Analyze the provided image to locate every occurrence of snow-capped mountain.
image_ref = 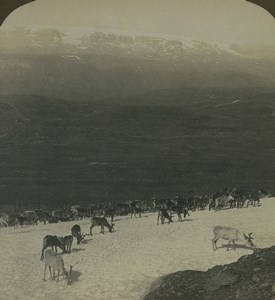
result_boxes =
[0,26,275,101]
[0,26,241,58]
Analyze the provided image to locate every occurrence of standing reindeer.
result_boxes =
[43,249,72,285]
[169,205,189,222]
[90,216,114,236]
[130,206,142,219]
[61,235,74,253]
[157,208,173,225]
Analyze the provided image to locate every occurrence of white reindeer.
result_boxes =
[212,226,254,251]
[43,249,72,284]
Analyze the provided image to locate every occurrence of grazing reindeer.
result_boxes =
[71,224,86,245]
[212,226,255,251]
[90,216,114,236]
[43,249,72,285]
[169,205,189,222]
[41,235,66,260]
[157,208,173,225]
[130,207,142,219]
[61,235,73,253]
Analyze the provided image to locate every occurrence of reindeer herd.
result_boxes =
[0,188,268,229]
[40,216,114,284]
[0,188,269,285]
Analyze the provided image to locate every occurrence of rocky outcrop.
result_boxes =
[144,246,275,300]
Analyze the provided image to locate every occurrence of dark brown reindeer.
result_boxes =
[71,224,86,245]
[169,205,190,222]
[90,216,114,236]
[61,235,73,253]
[41,235,66,260]
[130,206,142,219]
[157,208,173,225]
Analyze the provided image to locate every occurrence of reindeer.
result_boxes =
[12,214,37,228]
[61,235,73,253]
[157,208,173,225]
[41,235,66,260]
[215,195,234,210]
[70,205,88,220]
[35,210,52,225]
[212,226,255,251]
[169,205,189,222]
[103,207,115,223]
[71,224,86,245]
[130,206,142,219]
[43,249,72,285]
[0,216,8,227]
[90,216,114,236]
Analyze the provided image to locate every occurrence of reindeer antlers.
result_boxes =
[248,232,254,239]
[244,232,254,240]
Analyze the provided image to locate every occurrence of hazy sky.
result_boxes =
[2,0,275,44]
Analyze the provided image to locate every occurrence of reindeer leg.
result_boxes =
[41,246,46,261]
[43,264,47,281]
[226,241,232,251]
[212,237,218,251]
[57,270,60,282]
[232,240,236,251]
[49,266,53,280]
[90,225,95,236]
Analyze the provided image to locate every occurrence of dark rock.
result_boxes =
[253,268,261,272]
[144,246,275,300]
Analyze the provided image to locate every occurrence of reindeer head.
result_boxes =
[109,223,115,232]
[58,237,67,253]
[64,265,73,285]
[76,233,82,245]
[243,232,255,247]
[77,233,89,244]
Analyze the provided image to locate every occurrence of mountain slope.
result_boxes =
[0,89,274,209]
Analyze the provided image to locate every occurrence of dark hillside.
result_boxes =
[0,88,274,209]
[144,246,275,300]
